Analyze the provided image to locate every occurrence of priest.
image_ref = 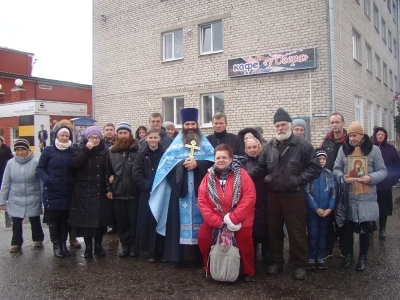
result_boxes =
[149,108,214,264]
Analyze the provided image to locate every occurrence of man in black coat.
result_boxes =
[138,113,173,150]
[248,108,322,281]
[206,112,244,155]
[107,122,140,258]
[38,124,48,153]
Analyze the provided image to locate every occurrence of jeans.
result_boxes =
[307,212,329,259]
[11,216,44,246]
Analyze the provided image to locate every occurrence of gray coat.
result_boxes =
[0,153,42,218]
[333,139,387,223]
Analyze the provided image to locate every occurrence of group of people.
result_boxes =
[0,107,399,283]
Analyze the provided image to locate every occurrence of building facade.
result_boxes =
[93,0,399,145]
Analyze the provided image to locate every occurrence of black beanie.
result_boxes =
[274,108,292,124]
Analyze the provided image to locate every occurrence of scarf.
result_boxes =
[207,158,242,215]
[55,139,72,151]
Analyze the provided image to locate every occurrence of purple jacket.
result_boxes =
[373,127,400,190]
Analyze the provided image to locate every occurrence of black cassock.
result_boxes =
[163,160,213,263]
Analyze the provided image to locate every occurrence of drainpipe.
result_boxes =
[328,0,336,113]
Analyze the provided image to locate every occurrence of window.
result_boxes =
[201,92,224,124]
[388,0,392,13]
[394,39,397,58]
[388,30,392,51]
[394,1,398,24]
[200,21,223,54]
[377,105,382,126]
[365,43,372,71]
[354,96,364,126]
[373,3,379,31]
[364,0,371,18]
[384,108,389,132]
[389,70,393,90]
[353,29,361,61]
[395,75,398,92]
[367,101,374,135]
[163,97,184,124]
[375,54,381,79]
[383,62,388,85]
[381,18,387,42]
[162,29,183,61]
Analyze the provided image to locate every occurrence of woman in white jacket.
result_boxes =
[0,139,44,253]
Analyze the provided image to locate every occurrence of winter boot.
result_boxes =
[49,221,65,258]
[341,253,353,269]
[356,255,367,272]
[379,228,386,240]
[94,236,106,256]
[84,237,93,258]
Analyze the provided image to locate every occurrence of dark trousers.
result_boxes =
[268,191,307,267]
[343,222,370,256]
[307,212,329,259]
[11,216,44,246]
[114,199,139,246]
[325,214,345,253]
[48,215,69,244]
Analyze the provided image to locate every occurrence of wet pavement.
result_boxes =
[1,190,400,300]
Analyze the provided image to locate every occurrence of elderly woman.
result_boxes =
[37,120,75,258]
[0,136,13,188]
[69,126,113,258]
[334,121,387,271]
[372,127,400,240]
[162,122,179,139]
[0,139,44,253]
[198,144,256,282]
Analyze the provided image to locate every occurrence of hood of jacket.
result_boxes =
[373,127,388,145]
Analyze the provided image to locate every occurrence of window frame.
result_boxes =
[200,92,225,126]
[388,29,393,51]
[162,29,183,62]
[389,69,393,90]
[394,39,398,59]
[375,54,381,79]
[367,100,374,136]
[373,3,380,32]
[353,29,361,62]
[377,105,382,126]
[200,20,223,55]
[354,96,364,127]
[162,96,184,126]
[365,42,372,72]
[381,18,387,43]
[383,62,388,85]
[364,0,371,18]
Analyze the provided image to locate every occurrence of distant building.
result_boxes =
[0,46,92,156]
[93,0,399,145]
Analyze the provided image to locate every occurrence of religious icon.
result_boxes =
[185,140,200,159]
[347,156,368,179]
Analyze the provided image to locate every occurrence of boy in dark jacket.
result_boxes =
[305,150,337,270]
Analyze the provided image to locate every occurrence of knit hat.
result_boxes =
[274,108,292,124]
[57,128,70,137]
[14,139,30,151]
[116,122,132,133]
[292,119,307,130]
[180,108,198,124]
[316,149,327,158]
[347,121,364,135]
[85,126,102,139]
[162,121,174,128]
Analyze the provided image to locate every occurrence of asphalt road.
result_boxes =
[1,189,400,300]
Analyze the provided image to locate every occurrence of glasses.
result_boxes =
[293,128,305,132]
[89,136,101,140]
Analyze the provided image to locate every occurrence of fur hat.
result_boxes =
[274,108,291,124]
[85,126,102,139]
[347,121,364,135]
[14,139,30,151]
[292,119,307,130]
[116,122,132,133]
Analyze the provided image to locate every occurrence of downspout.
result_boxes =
[328,0,336,113]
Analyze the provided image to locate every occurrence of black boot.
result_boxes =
[379,228,386,240]
[356,255,367,271]
[84,237,93,258]
[130,245,139,257]
[49,221,65,258]
[341,253,353,269]
[94,236,106,257]
[59,222,69,257]
[119,244,130,258]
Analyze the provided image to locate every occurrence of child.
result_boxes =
[305,149,337,270]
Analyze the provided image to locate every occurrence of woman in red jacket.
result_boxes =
[197,143,256,282]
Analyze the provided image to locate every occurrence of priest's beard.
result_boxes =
[276,130,292,141]
[182,127,201,145]
[114,134,134,151]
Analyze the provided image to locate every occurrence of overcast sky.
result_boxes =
[0,0,92,85]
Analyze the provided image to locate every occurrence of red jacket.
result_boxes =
[198,168,256,228]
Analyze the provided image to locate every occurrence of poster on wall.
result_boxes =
[74,124,90,145]
[34,115,50,158]
[228,48,317,77]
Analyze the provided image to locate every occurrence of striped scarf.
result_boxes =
[207,158,242,215]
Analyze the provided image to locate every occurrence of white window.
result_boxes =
[201,92,225,125]
[162,29,183,61]
[377,105,382,126]
[388,30,392,51]
[367,101,374,135]
[389,69,393,90]
[200,21,223,54]
[394,39,397,58]
[382,18,387,42]
[365,43,372,71]
[394,1,398,24]
[389,112,394,140]
[365,0,371,17]
[162,97,184,125]
[388,0,392,12]
[374,3,379,31]
[355,96,364,126]
[375,54,381,79]
[384,108,389,132]
[383,62,388,85]
[353,29,361,61]
[395,75,398,92]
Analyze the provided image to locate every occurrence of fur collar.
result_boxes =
[342,134,373,156]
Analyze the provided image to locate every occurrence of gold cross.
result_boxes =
[185,140,200,159]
